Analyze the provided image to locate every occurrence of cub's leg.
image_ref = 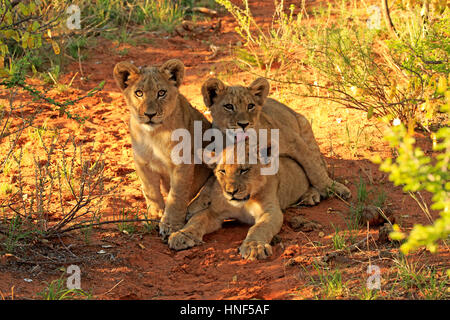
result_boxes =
[160,175,170,197]
[134,161,165,217]
[186,175,216,221]
[159,164,197,239]
[240,209,283,260]
[168,209,222,250]
[286,134,351,200]
[295,114,328,173]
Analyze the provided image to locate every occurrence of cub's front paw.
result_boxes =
[158,213,185,242]
[239,241,273,261]
[168,230,202,250]
[329,181,352,200]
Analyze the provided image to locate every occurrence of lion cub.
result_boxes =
[113,59,211,239]
[168,144,310,260]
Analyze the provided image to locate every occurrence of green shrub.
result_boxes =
[0,0,65,75]
[375,88,449,260]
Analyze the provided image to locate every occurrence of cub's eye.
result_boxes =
[240,168,250,175]
[218,169,226,175]
[157,90,166,98]
[223,104,234,111]
[248,103,255,110]
[135,90,143,97]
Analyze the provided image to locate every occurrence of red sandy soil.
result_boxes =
[0,0,448,300]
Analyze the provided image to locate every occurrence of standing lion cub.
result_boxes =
[113,59,211,239]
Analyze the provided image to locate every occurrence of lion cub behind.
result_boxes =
[113,59,211,239]
[168,144,310,260]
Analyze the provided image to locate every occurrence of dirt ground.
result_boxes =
[0,0,448,300]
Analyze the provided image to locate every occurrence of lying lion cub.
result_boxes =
[113,59,211,239]
[169,143,310,260]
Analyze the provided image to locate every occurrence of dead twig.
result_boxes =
[320,238,368,264]
[191,7,218,17]
[381,0,399,39]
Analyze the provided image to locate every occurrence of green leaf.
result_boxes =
[437,76,447,95]
[31,21,40,32]
[367,106,374,119]
[19,2,29,16]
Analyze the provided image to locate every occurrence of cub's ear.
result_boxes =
[201,78,226,108]
[248,77,269,106]
[113,62,140,91]
[159,59,185,87]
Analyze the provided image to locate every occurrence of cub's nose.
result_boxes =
[237,121,249,130]
[144,111,157,120]
[226,186,238,196]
